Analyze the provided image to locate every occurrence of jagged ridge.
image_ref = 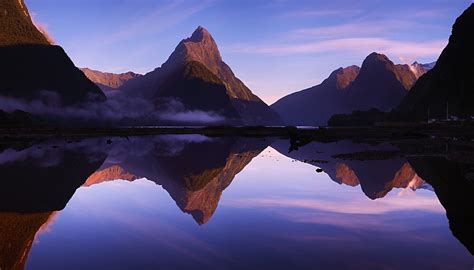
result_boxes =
[120,26,281,125]
[81,68,141,92]
[272,52,418,126]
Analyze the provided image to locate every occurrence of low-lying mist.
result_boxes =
[0,91,227,127]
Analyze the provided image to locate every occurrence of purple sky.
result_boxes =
[28,0,473,104]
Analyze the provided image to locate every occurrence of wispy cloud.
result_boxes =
[281,9,362,18]
[413,8,450,19]
[226,195,444,215]
[291,20,412,39]
[225,38,446,59]
[102,0,215,45]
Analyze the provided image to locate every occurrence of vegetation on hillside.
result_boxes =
[0,0,50,46]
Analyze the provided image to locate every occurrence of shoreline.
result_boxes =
[0,125,473,141]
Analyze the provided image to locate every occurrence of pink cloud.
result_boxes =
[281,9,362,18]
[291,20,414,39]
[225,193,445,215]
[30,12,56,44]
[225,38,447,60]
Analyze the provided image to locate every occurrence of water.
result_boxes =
[0,135,472,269]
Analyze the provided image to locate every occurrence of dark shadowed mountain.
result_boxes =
[157,61,241,121]
[0,0,105,107]
[272,53,421,126]
[119,27,281,125]
[397,140,474,255]
[271,66,360,126]
[396,4,474,120]
[407,155,474,255]
[0,45,106,105]
[81,68,141,93]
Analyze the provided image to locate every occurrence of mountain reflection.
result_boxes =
[0,135,472,269]
[83,135,270,224]
[273,139,474,255]
[0,139,107,212]
[272,140,433,200]
[0,212,56,270]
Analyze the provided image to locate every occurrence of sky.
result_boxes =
[28,0,473,104]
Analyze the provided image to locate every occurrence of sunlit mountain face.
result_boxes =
[0,135,472,269]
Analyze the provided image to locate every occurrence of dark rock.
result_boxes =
[396,4,474,120]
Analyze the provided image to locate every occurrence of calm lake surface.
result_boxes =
[0,135,472,269]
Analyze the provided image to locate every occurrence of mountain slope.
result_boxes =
[0,0,50,46]
[0,45,106,105]
[409,61,435,79]
[120,27,281,125]
[272,53,416,126]
[396,4,474,120]
[271,140,432,200]
[0,212,54,270]
[113,137,269,224]
[81,68,141,93]
[158,61,241,122]
[0,0,105,107]
[271,66,360,126]
[344,53,415,111]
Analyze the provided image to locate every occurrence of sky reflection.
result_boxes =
[23,145,473,270]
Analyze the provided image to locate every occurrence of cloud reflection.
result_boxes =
[225,191,444,216]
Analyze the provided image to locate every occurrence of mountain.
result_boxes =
[271,139,431,200]
[0,0,105,107]
[119,26,281,125]
[0,0,50,46]
[83,165,138,187]
[396,4,474,120]
[0,142,107,213]
[271,66,360,126]
[398,139,474,255]
[157,61,241,121]
[94,136,269,224]
[272,53,422,126]
[346,53,416,110]
[335,161,427,199]
[409,61,436,79]
[0,212,55,270]
[81,68,141,93]
[117,137,268,224]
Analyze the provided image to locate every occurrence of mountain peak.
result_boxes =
[326,65,360,90]
[189,26,212,42]
[81,68,141,90]
[364,52,392,64]
[162,27,262,102]
[357,52,396,80]
[121,26,282,125]
[162,26,222,72]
